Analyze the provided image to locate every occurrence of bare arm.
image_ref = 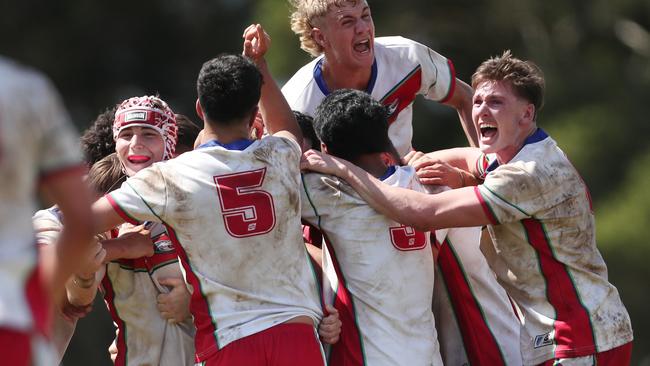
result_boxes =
[442,79,478,147]
[242,23,302,145]
[301,150,490,231]
[404,148,483,187]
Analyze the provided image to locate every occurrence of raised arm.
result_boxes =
[442,79,478,147]
[242,23,302,145]
[301,150,490,231]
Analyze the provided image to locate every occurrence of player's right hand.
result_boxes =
[242,23,270,62]
[118,224,154,259]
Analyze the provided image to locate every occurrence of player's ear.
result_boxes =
[380,152,397,166]
[195,99,205,120]
[247,105,260,128]
[311,27,326,48]
[320,142,329,153]
[520,103,535,125]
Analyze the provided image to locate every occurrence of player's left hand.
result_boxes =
[318,305,342,344]
[242,23,270,62]
[406,151,467,188]
[60,296,92,322]
[157,277,191,324]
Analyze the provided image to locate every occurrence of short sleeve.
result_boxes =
[413,41,455,102]
[475,164,543,224]
[107,164,168,225]
[33,208,63,246]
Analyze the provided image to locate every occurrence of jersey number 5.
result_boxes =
[389,225,427,251]
[214,168,276,238]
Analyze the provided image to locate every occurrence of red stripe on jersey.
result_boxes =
[380,66,422,125]
[522,218,597,358]
[474,186,499,225]
[25,262,50,337]
[322,235,365,366]
[437,239,506,366]
[439,59,457,104]
[102,275,127,366]
[164,225,219,362]
[106,194,140,225]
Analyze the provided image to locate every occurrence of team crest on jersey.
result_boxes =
[124,111,148,122]
[153,233,174,253]
[533,332,554,348]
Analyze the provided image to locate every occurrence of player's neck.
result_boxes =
[352,154,390,179]
[321,58,372,91]
[201,121,251,145]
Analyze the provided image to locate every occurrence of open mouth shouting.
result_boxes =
[353,38,371,54]
[479,123,498,143]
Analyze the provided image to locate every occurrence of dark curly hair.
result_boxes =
[174,114,201,155]
[197,54,262,125]
[294,111,320,151]
[80,106,117,166]
[314,89,393,162]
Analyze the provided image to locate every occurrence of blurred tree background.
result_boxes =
[2,0,648,364]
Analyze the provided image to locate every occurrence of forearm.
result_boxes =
[446,79,478,147]
[65,270,101,307]
[257,60,302,141]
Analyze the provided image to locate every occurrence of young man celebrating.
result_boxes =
[302,51,634,365]
[283,0,478,156]
[91,26,325,365]
[302,89,442,365]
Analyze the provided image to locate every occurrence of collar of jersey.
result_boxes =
[486,128,548,173]
[197,138,255,151]
[379,165,397,181]
[313,57,378,96]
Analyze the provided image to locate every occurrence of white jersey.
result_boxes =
[474,129,633,365]
[282,36,455,157]
[108,136,323,362]
[430,215,522,366]
[102,221,195,366]
[0,56,83,340]
[32,207,77,364]
[301,166,442,366]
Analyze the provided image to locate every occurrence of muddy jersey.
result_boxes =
[102,221,195,366]
[302,166,442,366]
[108,136,323,362]
[282,36,455,157]
[431,217,522,366]
[474,128,633,365]
[0,57,83,338]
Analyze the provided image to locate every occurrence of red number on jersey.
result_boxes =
[214,168,276,238]
[389,225,427,251]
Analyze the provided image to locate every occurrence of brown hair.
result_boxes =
[289,0,360,57]
[87,153,126,195]
[471,50,545,119]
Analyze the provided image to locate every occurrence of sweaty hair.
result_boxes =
[80,107,117,166]
[289,0,360,57]
[314,89,391,161]
[174,114,201,154]
[472,50,545,119]
[87,153,126,195]
[197,54,262,125]
[294,111,320,151]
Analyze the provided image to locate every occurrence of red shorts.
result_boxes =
[537,342,633,366]
[0,328,32,366]
[201,323,325,366]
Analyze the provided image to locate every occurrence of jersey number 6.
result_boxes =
[214,168,276,238]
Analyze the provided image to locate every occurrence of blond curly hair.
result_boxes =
[289,0,360,57]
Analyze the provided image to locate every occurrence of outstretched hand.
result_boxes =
[242,23,270,62]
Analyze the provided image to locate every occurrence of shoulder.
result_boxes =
[282,57,322,102]
[261,135,302,157]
